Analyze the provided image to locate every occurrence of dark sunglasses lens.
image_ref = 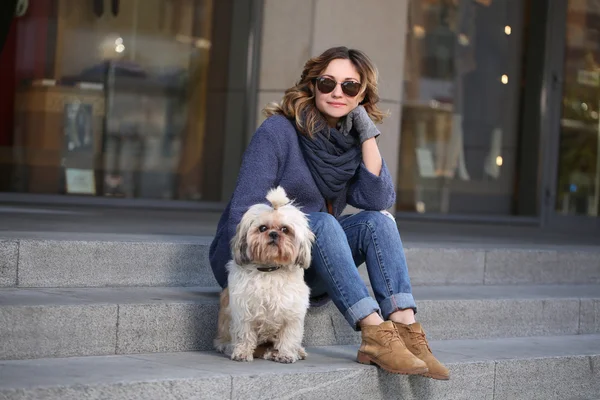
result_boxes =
[316,78,336,93]
[342,81,360,97]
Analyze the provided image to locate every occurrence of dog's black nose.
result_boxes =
[269,231,279,240]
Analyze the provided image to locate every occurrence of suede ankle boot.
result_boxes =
[393,322,450,380]
[357,321,428,375]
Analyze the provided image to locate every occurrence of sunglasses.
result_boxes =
[315,76,361,97]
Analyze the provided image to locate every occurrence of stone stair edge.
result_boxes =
[2,284,600,306]
[3,235,600,251]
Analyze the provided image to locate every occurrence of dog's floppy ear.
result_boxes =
[232,217,252,265]
[295,230,315,269]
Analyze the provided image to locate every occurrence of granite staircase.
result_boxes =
[0,232,599,399]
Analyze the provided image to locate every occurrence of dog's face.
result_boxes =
[232,189,314,269]
[245,212,301,266]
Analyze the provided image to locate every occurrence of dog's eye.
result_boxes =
[281,226,289,234]
[259,225,268,232]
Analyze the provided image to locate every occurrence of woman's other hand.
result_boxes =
[341,105,381,144]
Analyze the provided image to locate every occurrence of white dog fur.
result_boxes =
[214,186,315,363]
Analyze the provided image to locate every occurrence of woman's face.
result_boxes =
[314,58,365,127]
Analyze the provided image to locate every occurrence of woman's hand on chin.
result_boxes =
[340,105,380,144]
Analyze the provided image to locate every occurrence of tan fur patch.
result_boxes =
[215,287,231,344]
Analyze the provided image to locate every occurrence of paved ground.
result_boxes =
[1,203,599,249]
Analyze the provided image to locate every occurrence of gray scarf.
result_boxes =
[296,117,361,203]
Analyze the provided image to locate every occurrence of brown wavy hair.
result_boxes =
[263,46,388,138]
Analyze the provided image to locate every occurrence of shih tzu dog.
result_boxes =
[214,186,315,363]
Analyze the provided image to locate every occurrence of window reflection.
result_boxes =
[0,0,250,202]
[556,1,600,216]
[399,0,524,215]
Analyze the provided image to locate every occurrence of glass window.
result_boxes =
[398,0,527,215]
[555,0,600,217]
[0,0,253,202]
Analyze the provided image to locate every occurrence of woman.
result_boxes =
[209,46,449,379]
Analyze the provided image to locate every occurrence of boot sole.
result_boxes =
[422,372,450,380]
[357,351,429,375]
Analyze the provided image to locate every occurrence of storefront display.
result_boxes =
[399,0,523,215]
[0,0,251,202]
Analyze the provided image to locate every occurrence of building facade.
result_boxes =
[0,0,598,233]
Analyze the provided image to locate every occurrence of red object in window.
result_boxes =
[0,20,17,147]
[15,0,54,81]
[0,0,56,147]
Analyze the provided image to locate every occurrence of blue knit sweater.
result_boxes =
[208,114,396,288]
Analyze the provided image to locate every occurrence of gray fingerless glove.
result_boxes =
[340,105,380,144]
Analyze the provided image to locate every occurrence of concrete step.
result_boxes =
[1,334,599,400]
[2,285,599,360]
[1,237,599,288]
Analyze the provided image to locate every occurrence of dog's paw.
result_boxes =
[262,348,277,360]
[271,351,299,364]
[297,347,307,360]
[231,347,254,362]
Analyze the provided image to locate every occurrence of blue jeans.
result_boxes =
[304,211,416,331]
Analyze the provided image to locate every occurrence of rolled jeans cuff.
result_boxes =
[380,292,417,320]
[344,297,381,331]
